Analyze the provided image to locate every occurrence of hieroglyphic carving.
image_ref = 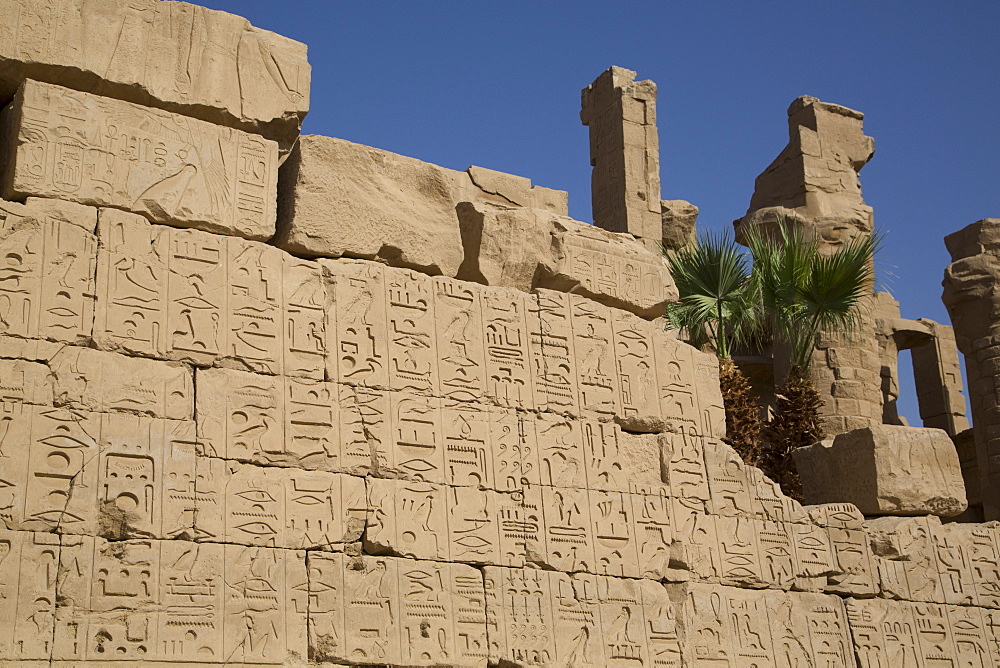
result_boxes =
[570,294,619,415]
[49,346,192,419]
[655,332,725,438]
[671,583,854,667]
[385,266,439,395]
[435,276,487,402]
[54,537,308,663]
[481,286,533,410]
[2,80,279,239]
[612,309,663,431]
[528,290,579,414]
[194,460,366,550]
[490,405,539,491]
[486,567,680,667]
[324,259,388,389]
[0,198,97,343]
[0,529,59,661]
[0,356,51,404]
[309,552,487,666]
[196,368,340,471]
[0,404,196,540]
[810,504,878,596]
[95,210,323,376]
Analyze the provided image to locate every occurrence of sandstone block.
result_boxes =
[309,552,487,667]
[0,196,97,343]
[276,135,567,275]
[485,567,681,666]
[49,345,193,419]
[53,536,308,663]
[195,459,367,550]
[1,80,279,239]
[0,354,50,404]
[668,583,854,667]
[794,425,967,517]
[0,0,310,149]
[94,210,325,377]
[0,403,196,540]
[0,529,60,661]
[845,597,1000,667]
[458,201,677,319]
[660,199,698,251]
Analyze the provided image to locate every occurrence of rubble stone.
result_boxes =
[660,199,698,251]
[794,424,967,517]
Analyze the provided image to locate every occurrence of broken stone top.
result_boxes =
[944,218,1000,261]
[735,94,875,249]
[0,0,311,150]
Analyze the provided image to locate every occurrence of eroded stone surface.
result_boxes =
[275,135,567,275]
[795,425,968,517]
[660,199,698,251]
[1,80,279,239]
[0,0,311,150]
[458,201,677,319]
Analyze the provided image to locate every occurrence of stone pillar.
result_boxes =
[943,218,1000,519]
[910,319,969,436]
[734,96,882,436]
[580,66,661,251]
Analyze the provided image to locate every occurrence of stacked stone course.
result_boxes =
[0,1,994,666]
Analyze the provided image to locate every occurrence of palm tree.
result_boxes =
[743,221,880,499]
[664,232,765,464]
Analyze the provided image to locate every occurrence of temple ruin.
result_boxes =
[0,2,996,666]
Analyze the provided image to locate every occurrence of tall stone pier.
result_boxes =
[581,66,662,251]
[943,218,1000,519]
[735,96,883,435]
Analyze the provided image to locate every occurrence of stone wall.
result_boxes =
[0,1,991,666]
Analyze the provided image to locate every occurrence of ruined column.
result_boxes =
[943,218,1000,519]
[734,96,881,436]
[580,66,661,251]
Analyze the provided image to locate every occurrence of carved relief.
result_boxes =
[0,529,59,661]
[53,537,308,663]
[95,211,323,376]
[0,199,97,343]
[3,80,279,239]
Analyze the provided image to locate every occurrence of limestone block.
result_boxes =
[668,583,854,667]
[457,201,677,319]
[0,355,50,404]
[0,0,311,150]
[659,199,698,251]
[276,135,567,275]
[309,552,488,667]
[194,459,366,550]
[0,197,97,343]
[94,210,325,377]
[794,425,968,517]
[846,598,1000,667]
[0,405,197,539]
[49,345,192,419]
[0,529,60,662]
[484,567,681,667]
[1,80,279,239]
[53,536,308,663]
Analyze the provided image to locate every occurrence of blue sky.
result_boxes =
[203,0,998,424]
